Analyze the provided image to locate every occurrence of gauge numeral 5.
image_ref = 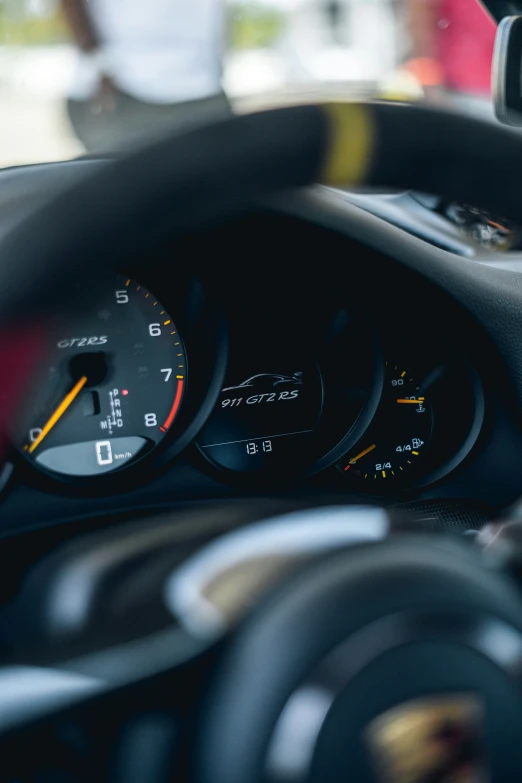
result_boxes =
[115,290,129,304]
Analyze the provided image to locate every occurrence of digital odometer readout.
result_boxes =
[198,362,323,474]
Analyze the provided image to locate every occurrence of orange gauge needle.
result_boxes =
[347,444,376,466]
[486,219,510,233]
[396,398,425,404]
[26,375,88,454]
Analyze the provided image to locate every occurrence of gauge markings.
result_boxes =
[135,284,182,351]
[339,364,432,482]
[160,379,185,432]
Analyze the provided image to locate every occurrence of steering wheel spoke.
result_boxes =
[0,652,202,783]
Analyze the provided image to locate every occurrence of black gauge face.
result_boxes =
[340,364,432,481]
[14,275,187,478]
[197,356,323,474]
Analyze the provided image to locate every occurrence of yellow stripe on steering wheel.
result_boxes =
[320,103,375,187]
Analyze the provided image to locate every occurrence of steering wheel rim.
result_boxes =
[1,101,522,323]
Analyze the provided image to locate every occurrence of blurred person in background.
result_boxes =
[403,0,496,98]
[324,0,343,46]
[61,0,230,153]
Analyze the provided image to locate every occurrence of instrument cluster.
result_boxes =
[5,267,484,498]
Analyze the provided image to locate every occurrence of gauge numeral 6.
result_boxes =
[115,290,129,304]
[149,323,161,337]
[145,413,157,427]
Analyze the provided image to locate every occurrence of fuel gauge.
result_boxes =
[340,364,432,481]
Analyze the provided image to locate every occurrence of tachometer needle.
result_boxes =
[347,443,376,466]
[26,375,88,454]
[396,398,425,404]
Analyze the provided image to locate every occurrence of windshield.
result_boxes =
[0,0,496,168]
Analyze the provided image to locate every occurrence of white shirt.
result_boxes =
[69,0,224,103]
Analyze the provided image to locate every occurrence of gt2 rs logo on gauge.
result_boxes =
[57,336,108,349]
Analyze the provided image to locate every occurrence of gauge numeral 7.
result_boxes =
[161,368,172,382]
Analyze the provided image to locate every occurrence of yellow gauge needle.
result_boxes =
[349,444,376,464]
[396,398,425,404]
[26,375,88,454]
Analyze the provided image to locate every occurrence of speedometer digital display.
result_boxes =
[14,275,187,478]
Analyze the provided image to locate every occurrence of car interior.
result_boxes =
[3,1,522,780]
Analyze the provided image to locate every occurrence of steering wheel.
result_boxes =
[2,102,522,782]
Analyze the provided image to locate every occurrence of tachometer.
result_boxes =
[14,275,187,478]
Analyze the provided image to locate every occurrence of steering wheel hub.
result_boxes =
[196,533,522,782]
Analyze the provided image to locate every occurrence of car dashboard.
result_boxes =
[0,160,522,552]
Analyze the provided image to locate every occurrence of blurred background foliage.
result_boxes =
[0,0,285,49]
[0,0,66,44]
[228,4,285,49]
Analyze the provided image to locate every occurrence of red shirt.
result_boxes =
[437,0,496,94]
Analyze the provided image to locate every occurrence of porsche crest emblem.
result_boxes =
[365,694,488,783]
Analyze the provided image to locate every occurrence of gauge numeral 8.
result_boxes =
[145,413,157,427]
